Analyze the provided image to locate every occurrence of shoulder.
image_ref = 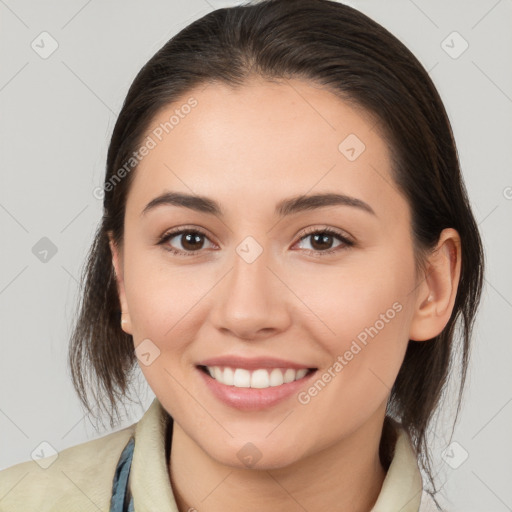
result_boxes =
[0,423,136,512]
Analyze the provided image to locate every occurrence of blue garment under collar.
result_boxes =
[110,437,135,512]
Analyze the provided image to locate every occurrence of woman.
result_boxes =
[0,0,484,510]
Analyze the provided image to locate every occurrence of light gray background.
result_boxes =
[1,1,511,510]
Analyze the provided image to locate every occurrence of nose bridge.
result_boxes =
[228,234,273,306]
[210,233,289,337]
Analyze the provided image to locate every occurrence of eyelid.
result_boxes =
[295,225,354,244]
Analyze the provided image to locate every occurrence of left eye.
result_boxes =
[294,229,353,253]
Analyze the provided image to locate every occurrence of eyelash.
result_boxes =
[157,225,354,258]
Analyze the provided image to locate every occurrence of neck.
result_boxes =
[168,409,389,512]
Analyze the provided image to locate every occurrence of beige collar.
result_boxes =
[130,398,423,511]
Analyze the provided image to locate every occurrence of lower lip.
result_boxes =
[197,367,317,411]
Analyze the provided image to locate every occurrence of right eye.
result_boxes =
[158,228,216,256]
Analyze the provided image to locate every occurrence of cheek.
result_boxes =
[291,247,416,408]
[123,245,208,342]
[122,251,211,416]
[291,249,415,351]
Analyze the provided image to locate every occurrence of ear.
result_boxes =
[108,232,133,335]
[409,228,462,342]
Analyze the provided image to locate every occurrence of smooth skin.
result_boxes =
[109,76,461,512]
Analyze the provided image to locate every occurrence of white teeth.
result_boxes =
[283,368,296,383]
[251,369,270,388]
[204,366,311,389]
[269,368,284,387]
[233,368,251,388]
[213,366,223,382]
[295,369,308,380]
[223,367,234,386]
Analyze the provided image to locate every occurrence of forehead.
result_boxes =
[126,77,405,225]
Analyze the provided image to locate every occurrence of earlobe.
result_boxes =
[108,232,133,335]
[409,228,461,342]
[120,312,132,332]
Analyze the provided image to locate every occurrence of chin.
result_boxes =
[200,435,307,471]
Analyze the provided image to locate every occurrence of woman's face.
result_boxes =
[111,77,424,469]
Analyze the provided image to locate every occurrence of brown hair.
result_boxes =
[69,0,484,501]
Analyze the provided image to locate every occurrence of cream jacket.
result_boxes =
[0,398,440,511]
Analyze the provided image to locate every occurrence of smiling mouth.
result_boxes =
[198,365,317,389]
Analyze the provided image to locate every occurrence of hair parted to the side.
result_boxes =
[68,0,484,501]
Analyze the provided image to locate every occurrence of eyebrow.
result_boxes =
[140,191,376,218]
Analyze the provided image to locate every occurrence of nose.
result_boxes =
[209,243,292,341]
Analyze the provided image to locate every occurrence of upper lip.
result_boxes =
[197,356,316,371]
